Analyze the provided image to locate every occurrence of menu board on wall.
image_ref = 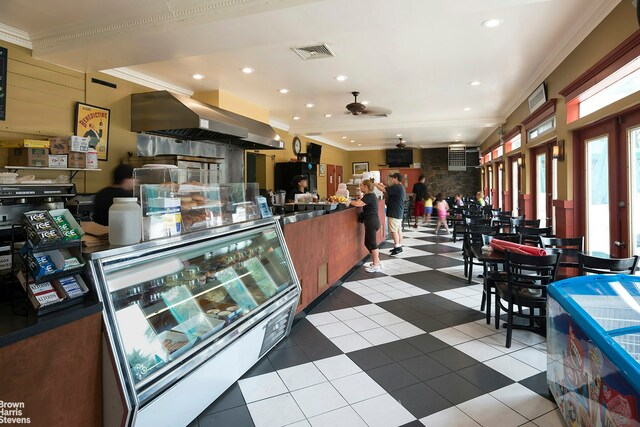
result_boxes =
[0,47,6,121]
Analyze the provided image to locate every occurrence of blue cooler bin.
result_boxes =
[547,275,640,427]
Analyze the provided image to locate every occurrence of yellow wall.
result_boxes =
[252,131,350,198]
[479,1,639,200]
[192,90,270,124]
[348,147,422,174]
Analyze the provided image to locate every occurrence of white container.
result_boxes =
[109,198,142,246]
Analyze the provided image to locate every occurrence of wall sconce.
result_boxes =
[498,163,503,171]
[517,156,524,167]
[481,168,485,174]
[552,140,565,161]
[488,165,492,173]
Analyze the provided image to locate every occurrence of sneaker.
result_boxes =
[365,264,383,273]
[413,224,418,228]
[363,262,373,268]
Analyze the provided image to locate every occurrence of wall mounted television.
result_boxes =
[386,149,413,166]
[307,142,322,164]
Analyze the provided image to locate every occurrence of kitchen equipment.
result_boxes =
[274,190,286,206]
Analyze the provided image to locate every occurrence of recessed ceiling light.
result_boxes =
[324,114,332,118]
[481,19,502,28]
[335,75,348,81]
[306,103,315,108]
[457,134,462,137]
[350,140,355,143]
[455,139,461,142]
[292,116,300,120]
[241,67,255,74]
[357,144,362,146]
[469,81,481,86]
[192,73,205,80]
[396,134,402,137]
[464,107,471,111]
[361,101,370,105]
[278,88,290,94]
[342,136,347,139]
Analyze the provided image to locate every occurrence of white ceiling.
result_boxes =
[0,0,621,150]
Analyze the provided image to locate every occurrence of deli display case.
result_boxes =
[547,275,640,427]
[84,218,300,427]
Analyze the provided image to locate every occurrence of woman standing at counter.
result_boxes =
[351,179,382,273]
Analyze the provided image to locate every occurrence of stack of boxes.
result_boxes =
[0,137,98,169]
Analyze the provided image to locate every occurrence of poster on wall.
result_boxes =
[0,47,7,121]
[75,102,110,161]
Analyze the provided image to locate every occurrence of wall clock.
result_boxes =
[292,136,302,155]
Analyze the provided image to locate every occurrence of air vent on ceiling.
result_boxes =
[291,43,335,60]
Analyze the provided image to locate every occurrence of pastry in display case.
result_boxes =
[85,218,300,427]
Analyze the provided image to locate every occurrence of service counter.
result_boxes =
[282,200,386,312]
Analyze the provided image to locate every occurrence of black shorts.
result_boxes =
[364,218,381,251]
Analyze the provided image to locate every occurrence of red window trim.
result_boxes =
[559,29,640,102]
[521,99,557,130]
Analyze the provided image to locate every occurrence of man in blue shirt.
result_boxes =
[375,172,406,255]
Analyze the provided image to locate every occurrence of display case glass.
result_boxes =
[100,226,295,389]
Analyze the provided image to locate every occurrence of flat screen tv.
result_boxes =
[307,143,322,164]
[386,149,413,166]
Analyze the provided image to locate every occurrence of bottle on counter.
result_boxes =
[109,197,142,246]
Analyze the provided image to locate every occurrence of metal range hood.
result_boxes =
[131,91,284,150]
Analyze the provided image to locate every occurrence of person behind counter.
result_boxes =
[93,164,135,226]
[287,175,308,202]
[375,172,405,255]
[351,179,382,273]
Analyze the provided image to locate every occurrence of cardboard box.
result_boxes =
[8,148,49,167]
[0,139,50,148]
[49,136,89,154]
[48,154,68,168]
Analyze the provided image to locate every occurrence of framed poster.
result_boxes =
[75,102,110,161]
[352,162,369,175]
[319,163,326,177]
[0,47,7,121]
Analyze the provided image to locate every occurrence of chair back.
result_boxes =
[504,251,560,302]
[484,233,523,245]
[467,224,500,245]
[539,236,584,251]
[578,253,639,275]
[508,216,526,229]
[464,216,490,226]
[523,219,541,227]
[516,226,553,246]
[452,207,465,216]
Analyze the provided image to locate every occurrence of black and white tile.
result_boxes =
[194,222,564,427]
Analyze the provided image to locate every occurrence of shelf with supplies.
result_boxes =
[4,166,102,180]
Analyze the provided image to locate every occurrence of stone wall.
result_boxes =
[421,148,481,198]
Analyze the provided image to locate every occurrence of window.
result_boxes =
[528,117,556,140]
[579,58,640,118]
[509,134,521,151]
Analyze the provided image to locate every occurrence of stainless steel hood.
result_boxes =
[131,91,284,150]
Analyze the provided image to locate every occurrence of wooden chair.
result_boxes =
[478,234,523,322]
[578,253,639,275]
[463,224,500,284]
[494,251,560,347]
[516,226,552,246]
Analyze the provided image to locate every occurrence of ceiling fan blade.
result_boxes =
[362,106,392,116]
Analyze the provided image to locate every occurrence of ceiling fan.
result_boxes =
[345,92,391,117]
[395,137,407,149]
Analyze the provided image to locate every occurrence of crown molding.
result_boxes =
[99,67,193,96]
[0,23,32,49]
[501,0,620,119]
[269,119,290,132]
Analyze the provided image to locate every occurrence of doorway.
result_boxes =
[246,152,268,191]
[575,108,640,257]
[531,144,556,228]
[511,156,520,216]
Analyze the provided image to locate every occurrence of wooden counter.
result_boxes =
[283,201,386,312]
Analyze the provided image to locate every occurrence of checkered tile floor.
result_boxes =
[192,222,564,427]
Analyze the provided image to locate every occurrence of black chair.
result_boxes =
[463,224,500,284]
[452,214,485,243]
[578,253,639,275]
[478,234,523,322]
[493,251,560,347]
[539,236,584,273]
[402,195,414,231]
[510,217,540,229]
[516,226,552,246]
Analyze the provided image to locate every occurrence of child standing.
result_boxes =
[424,193,433,225]
[434,193,450,235]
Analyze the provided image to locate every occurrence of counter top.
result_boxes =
[0,296,102,348]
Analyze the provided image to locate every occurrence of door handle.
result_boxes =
[614,241,627,248]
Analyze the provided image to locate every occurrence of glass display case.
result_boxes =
[85,218,299,427]
[547,275,640,427]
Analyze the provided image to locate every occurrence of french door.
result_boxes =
[496,162,504,210]
[531,144,556,228]
[511,157,520,216]
[576,109,640,257]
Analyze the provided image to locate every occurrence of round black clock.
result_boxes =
[292,137,302,155]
